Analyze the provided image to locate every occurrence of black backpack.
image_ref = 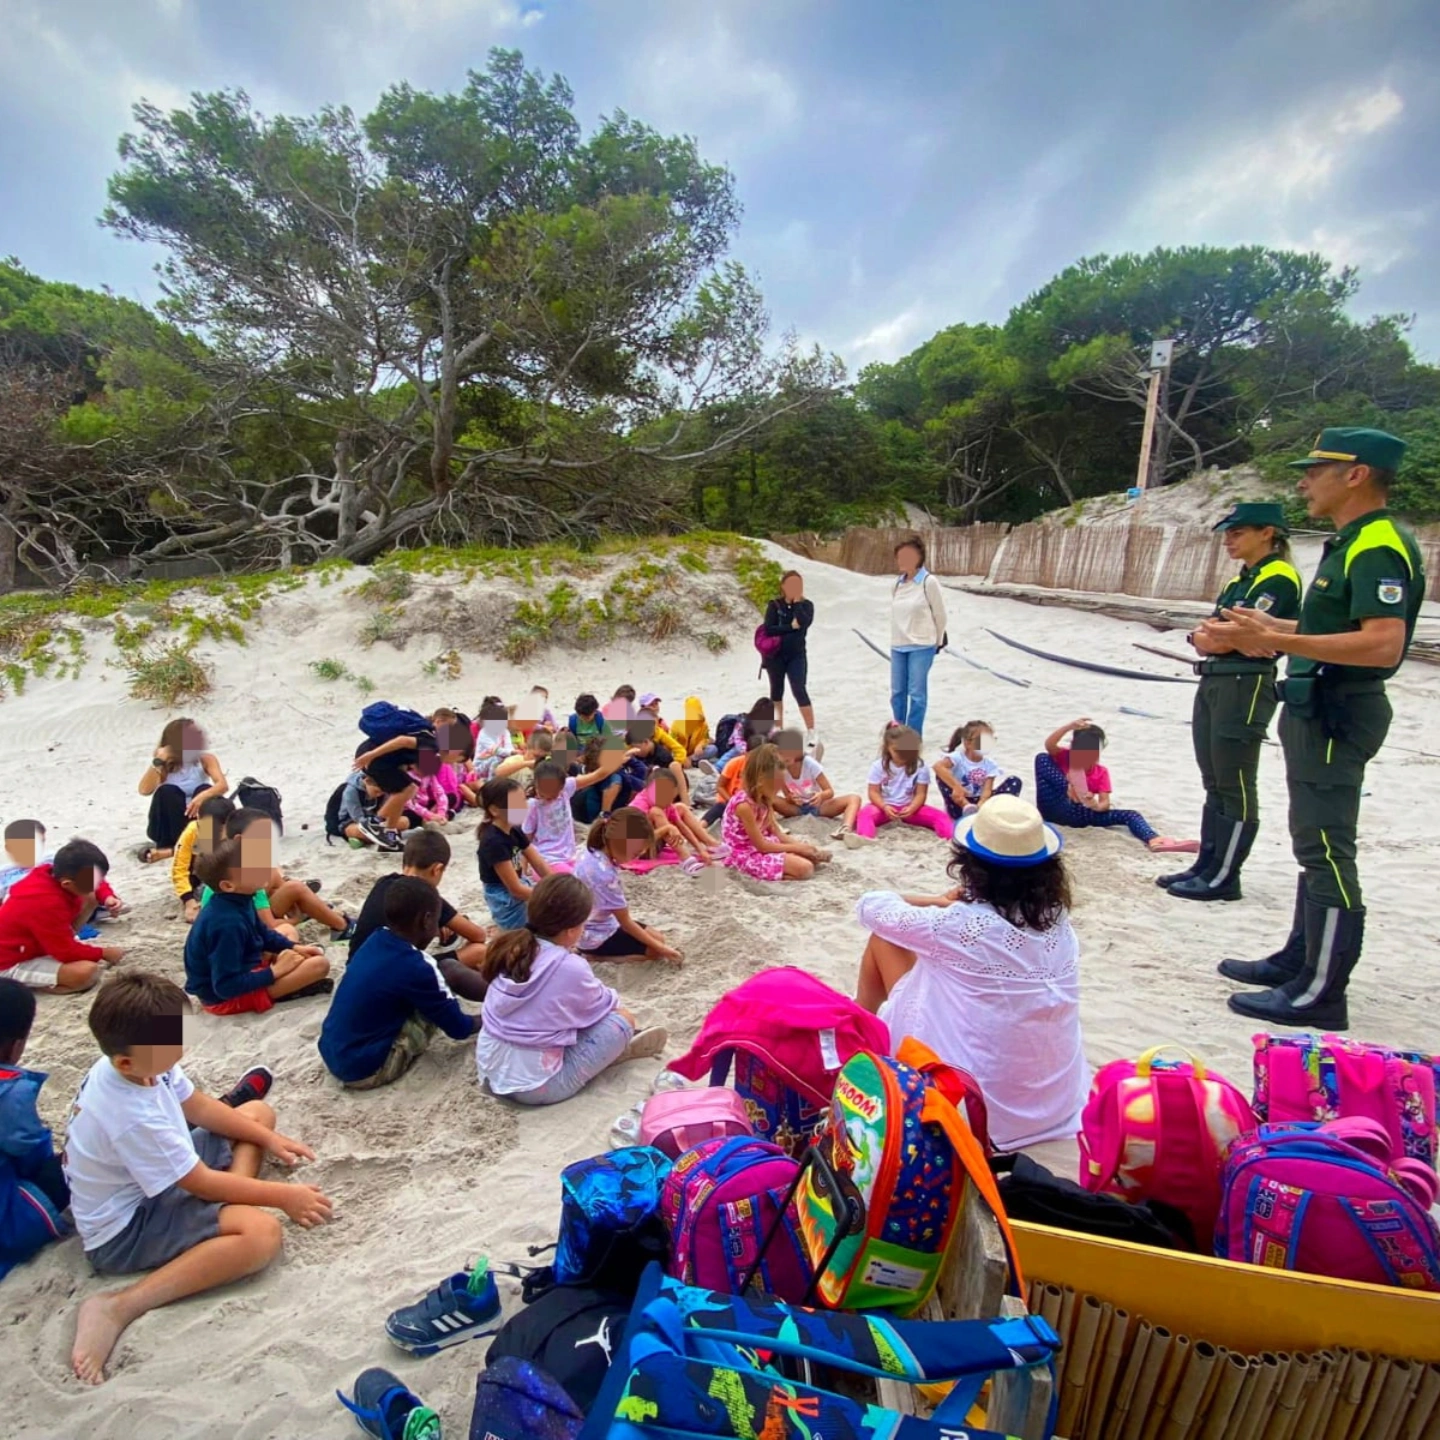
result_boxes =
[992,1153,1198,1252]
[324,783,348,844]
[713,713,742,754]
[486,1285,631,1413]
[232,777,284,833]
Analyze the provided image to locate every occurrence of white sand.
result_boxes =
[2,543,1438,1438]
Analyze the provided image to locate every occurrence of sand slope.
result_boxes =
[2,544,1438,1438]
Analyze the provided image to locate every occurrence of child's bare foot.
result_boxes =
[72,1292,128,1385]
[842,831,874,850]
[1148,837,1200,854]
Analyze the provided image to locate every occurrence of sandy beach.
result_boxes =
[2,540,1438,1439]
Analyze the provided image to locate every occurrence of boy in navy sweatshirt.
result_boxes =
[0,978,68,1276]
[318,877,482,1089]
[183,840,331,1015]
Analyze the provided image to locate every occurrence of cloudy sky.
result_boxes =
[2,0,1437,368]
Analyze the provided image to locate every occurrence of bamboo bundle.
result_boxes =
[1119,1326,1172,1440]
[1232,1352,1282,1440]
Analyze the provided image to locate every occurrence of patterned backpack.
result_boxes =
[1216,1118,1440,1291]
[1251,1032,1440,1169]
[550,1148,672,1294]
[1079,1044,1256,1248]
[795,1038,1018,1315]
[660,1137,812,1303]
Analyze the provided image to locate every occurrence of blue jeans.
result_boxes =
[511,1010,634,1106]
[890,646,936,739]
[483,880,530,930]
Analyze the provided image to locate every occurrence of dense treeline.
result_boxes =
[2,50,1437,587]
[695,247,1440,533]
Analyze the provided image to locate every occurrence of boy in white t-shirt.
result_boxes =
[771,731,865,841]
[933,720,1022,820]
[63,971,333,1385]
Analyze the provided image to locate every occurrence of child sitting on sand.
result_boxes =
[634,768,724,865]
[183,841,332,1014]
[0,841,126,994]
[858,724,954,841]
[528,685,559,731]
[0,978,70,1277]
[723,745,832,882]
[576,811,682,962]
[567,692,610,742]
[934,720,1023,820]
[1036,719,1197,854]
[476,874,668,1105]
[670,696,716,762]
[201,809,355,942]
[171,797,234,921]
[476,778,554,930]
[523,758,622,873]
[335,770,401,851]
[64,970,332,1385]
[772,729,863,840]
[319,877,483,1090]
[574,734,647,825]
[0,820,126,919]
[472,700,525,783]
[348,830,489,999]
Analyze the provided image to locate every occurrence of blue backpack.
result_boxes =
[470,1357,583,1440]
[551,1148,672,1294]
[358,701,431,743]
[581,1265,1061,1440]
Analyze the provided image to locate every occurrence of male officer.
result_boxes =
[1163,502,1301,902]
[1201,428,1424,1028]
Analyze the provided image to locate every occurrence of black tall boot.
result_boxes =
[1157,804,1215,889]
[1227,901,1363,1031]
[1170,813,1257,902]
[1217,876,1305,985]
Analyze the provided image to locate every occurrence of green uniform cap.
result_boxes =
[1212,502,1290,534]
[1288,426,1407,472]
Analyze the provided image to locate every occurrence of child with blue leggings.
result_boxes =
[1035,720,1195,854]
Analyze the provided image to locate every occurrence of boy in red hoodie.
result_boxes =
[0,841,126,994]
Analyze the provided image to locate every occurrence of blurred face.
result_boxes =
[890,740,920,768]
[58,865,103,898]
[238,820,274,873]
[1070,748,1100,773]
[896,544,922,576]
[652,771,679,808]
[479,711,508,745]
[616,812,651,862]
[116,1041,186,1081]
[182,723,206,759]
[553,733,579,765]
[4,830,42,867]
[781,574,803,602]
[535,773,564,802]
[968,728,993,755]
[415,749,440,776]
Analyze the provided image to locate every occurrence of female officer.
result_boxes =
[1160,503,1301,902]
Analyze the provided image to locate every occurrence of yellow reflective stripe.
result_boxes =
[1308,449,1359,461]
[1245,674,1264,726]
[1238,768,1249,823]
[1342,518,1415,578]
[1250,559,1302,590]
[1320,828,1352,908]
[1326,738,1334,765]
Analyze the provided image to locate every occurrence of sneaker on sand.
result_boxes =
[338,1367,441,1440]
[697,758,718,777]
[276,978,335,1003]
[385,1259,501,1356]
[220,1065,274,1109]
[622,1026,668,1062]
[332,915,358,942]
[359,817,403,852]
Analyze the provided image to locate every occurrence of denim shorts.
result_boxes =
[483,881,530,931]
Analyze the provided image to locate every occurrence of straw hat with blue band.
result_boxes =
[953,794,1063,867]
[1288,426,1407,472]
[1212,502,1290,534]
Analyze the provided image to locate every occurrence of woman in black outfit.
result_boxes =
[762,570,819,752]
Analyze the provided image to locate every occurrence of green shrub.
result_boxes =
[358,609,400,648]
[123,643,212,706]
[355,568,416,604]
[704,631,729,654]
[311,657,349,681]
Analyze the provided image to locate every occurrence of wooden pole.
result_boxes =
[1136,367,1164,493]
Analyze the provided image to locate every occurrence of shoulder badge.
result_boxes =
[1378,580,1404,605]
[1312,576,1331,590]
[1254,594,1275,613]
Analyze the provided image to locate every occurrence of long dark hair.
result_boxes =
[947,848,1071,932]
[482,873,594,984]
[475,776,523,841]
[157,716,201,775]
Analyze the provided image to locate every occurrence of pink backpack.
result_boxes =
[1251,1033,1440,1169]
[1079,1045,1256,1248]
[660,1136,812,1302]
[1216,1118,1440,1290]
[639,1088,753,1159]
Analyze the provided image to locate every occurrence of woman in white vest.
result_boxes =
[889,536,947,742]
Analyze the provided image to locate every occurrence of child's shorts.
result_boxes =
[581,926,650,959]
[86,1128,232,1275]
[6,957,64,987]
[204,974,275,1015]
[483,881,530,932]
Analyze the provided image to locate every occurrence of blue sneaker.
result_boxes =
[78,925,101,941]
[385,1259,500,1356]
[338,1368,441,1440]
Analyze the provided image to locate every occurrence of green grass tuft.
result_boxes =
[123,642,212,707]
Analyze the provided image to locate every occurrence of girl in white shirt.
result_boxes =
[857,724,954,841]
[771,730,863,841]
[852,794,1088,1151]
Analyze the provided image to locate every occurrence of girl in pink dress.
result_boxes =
[721,745,831,883]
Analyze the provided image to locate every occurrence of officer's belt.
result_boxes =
[1195,658,1277,678]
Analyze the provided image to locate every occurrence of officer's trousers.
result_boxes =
[1192,670,1278,822]
[1279,685,1391,911]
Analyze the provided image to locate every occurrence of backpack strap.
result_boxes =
[896,1037,1024,1297]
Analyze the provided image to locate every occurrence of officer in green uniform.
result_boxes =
[1160,503,1301,902]
[1202,428,1424,1029]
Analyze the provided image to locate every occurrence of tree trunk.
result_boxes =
[0,517,17,594]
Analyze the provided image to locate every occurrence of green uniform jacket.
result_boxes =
[1201,556,1302,674]
[1289,510,1425,681]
